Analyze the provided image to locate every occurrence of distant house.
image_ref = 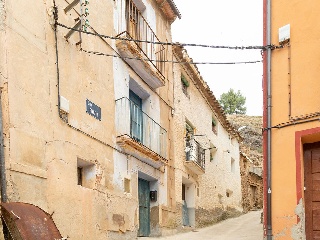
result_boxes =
[240,152,263,212]
[172,46,242,229]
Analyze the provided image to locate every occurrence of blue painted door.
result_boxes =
[129,90,143,142]
[138,178,150,236]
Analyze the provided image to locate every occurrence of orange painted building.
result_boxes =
[263,1,320,239]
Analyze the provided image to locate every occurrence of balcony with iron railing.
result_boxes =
[115,97,167,167]
[116,0,166,89]
[184,138,205,175]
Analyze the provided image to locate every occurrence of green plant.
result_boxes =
[212,118,217,126]
[181,74,189,87]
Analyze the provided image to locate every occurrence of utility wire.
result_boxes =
[56,22,269,50]
[80,49,262,65]
[0,72,7,79]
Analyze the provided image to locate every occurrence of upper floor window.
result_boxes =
[231,158,236,173]
[119,0,166,80]
[126,0,145,42]
[231,137,237,146]
[185,121,194,140]
[212,117,217,135]
[185,122,205,170]
[181,74,190,98]
[129,90,143,142]
[209,143,217,163]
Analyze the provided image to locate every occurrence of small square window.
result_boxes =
[77,158,95,189]
[231,158,235,173]
[226,189,233,197]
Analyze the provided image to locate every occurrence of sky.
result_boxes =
[171,0,263,116]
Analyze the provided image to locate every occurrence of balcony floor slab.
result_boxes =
[116,39,165,89]
[184,160,205,175]
[117,135,168,168]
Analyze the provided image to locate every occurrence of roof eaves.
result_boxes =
[173,45,242,141]
[167,0,181,19]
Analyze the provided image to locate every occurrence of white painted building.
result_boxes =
[173,46,243,228]
[111,0,181,237]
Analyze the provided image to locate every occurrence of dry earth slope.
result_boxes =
[227,115,263,166]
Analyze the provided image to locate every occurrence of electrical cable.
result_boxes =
[80,48,262,65]
[0,72,7,80]
[56,22,271,51]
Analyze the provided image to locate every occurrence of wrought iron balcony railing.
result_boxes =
[185,138,206,170]
[117,0,166,79]
[115,97,167,158]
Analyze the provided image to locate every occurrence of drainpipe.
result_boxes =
[0,91,7,203]
[0,91,9,240]
[53,0,62,119]
[263,0,272,238]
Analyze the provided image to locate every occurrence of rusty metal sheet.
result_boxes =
[1,202,62,240]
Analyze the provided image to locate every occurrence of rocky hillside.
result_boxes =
[227,115,263,166]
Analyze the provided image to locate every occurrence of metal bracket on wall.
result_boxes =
[64,0,80,13]
[64,20,81,40]
[63,0,89,45]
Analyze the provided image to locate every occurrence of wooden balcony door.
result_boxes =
[129,90,143,142]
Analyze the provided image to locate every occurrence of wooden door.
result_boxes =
[304,142,320,239]
[138,178,150,237]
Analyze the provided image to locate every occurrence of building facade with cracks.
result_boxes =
[0,0,247,238]
[0,0,181,239]
[240,152,263,213]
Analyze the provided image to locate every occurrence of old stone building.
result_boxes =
[227,115,263,213]
[0,0,249,238]
[0,0,181,239]
[240,152,263,213]
[172,46,243,229]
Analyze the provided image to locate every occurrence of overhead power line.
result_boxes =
[56,22,263,65]
[80,49,262,65]
[56,22,269,50]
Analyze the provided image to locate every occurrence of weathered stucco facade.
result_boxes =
[0,0,180,239]
[172,46,242,230]
[263,1,320,239]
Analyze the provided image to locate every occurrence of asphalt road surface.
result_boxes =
[143,210,263,240]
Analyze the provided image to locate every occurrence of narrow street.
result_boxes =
[143,210,263,240]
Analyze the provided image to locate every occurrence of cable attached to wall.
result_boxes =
[80,48,263,65]
[56,22,269,50]
[53,3,129,156]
